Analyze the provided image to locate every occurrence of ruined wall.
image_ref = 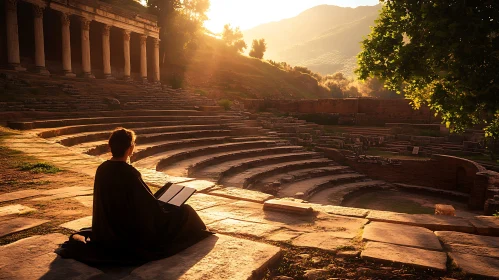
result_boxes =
[243,98,436,124]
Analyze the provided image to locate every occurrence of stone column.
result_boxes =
[60,13,75,77]
[102,25,112,79]
[122,30,131,80]
[5,0,25,71]
[33,5,49,75]
[152,38,160,83]
[80,17,94,78]
[139,35,147,82]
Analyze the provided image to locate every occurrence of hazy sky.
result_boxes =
[205,0,380,33]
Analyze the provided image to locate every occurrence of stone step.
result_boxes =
[257,166,353,188]
[220,158,331,187]
[134,140,281,170]
[188,146,306,176]
[278,173,366,198]
[309,180,387,205]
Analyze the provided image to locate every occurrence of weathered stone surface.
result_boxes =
[292,232,352,252]
[367,210,474,233]
[208,187,274,203]
[304,268,329,280]
[200,201,262,222]
[31,186,94,201]
[0,204,37,216]
[208,218,281,237]
[177,180,216,193]
[263,199,315,215]
[448,252,499,278]
[317,205,369,218]
[444,243,499,259]
[310,215,368,239]
[468,216,499,236]
[0,252,103,280]
[59,216,92,231]
[435,231,499,248]
[336,250,360,258]
[0,234,67,269]
[266,229,303,242]
[0,189,40,203]
[0,217,49,238]
[361,242,447,272]
[187,193,235,211]
[73,196,93,208]
[362,222,442,251]
[129,234,282,280]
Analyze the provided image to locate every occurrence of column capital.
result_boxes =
[80,17,91,31]
[33,5,44,18]
[102,25,111,36]
[153,38,160,47]
[123,30,131,41]
[60,13,71,26]
[6,0,18,11]
[140,35,147,45]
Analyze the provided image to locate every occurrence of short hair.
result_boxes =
[108,128,136,157]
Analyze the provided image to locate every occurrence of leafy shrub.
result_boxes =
[218,99,232,111]
[18,162,61,174]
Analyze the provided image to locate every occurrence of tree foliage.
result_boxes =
[249,39,267,59]
[222,24,247,53]
[357,1,499,138]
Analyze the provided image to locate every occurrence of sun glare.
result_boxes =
[205,0,379,33]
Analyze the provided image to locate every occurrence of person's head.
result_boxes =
[108,128,136,159]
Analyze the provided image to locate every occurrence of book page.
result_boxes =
[158,184,183,203]
[168,187,196,207]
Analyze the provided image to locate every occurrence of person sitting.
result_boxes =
[59,128,211,265]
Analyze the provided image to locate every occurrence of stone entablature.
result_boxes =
[3,0,161,82]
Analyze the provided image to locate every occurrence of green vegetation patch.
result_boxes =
[218,99,232,111]
[18,162,61,174]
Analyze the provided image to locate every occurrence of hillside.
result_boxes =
[243,5,381,76]
[167,35,330,100]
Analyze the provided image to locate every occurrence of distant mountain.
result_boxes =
[243,5,381,76]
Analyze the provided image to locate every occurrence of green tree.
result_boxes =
[222,24,247,53]
[249,39,267,59]
[357,1,499,140]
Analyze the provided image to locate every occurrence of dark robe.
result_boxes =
[58,160,210,265]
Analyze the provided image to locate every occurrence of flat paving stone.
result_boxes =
[367,210,474,233]
[0,189,41,203]
[361,241,447,272]
[59,216,92,231]
[0,217,49,238]
[177,180,216,193]
[208,187,274,203]
[266,229,303,242]
[362,222,442,251]
[448,252,499,278]
[263,199,315,215]
[435,231,499,248]
[316,204,369,218]
[0,204,37,216]
[129,234,282,280]
[0,234,67,268]
[187,193,236,211]
[291,232,352,252]
[468,216,499,236]
[73,196,93,208]
[208,218,282,237]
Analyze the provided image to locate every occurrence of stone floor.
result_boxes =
[1,131,499,279]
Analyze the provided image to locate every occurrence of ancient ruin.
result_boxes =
[1,0,499,279]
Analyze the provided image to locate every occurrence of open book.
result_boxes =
[154,182,196,207]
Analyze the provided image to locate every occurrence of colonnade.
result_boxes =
[4,0,161,82]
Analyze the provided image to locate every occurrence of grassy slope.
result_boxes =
[173,36,330,100]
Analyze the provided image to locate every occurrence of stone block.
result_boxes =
[129,234,282,280]
[361,241,447,272]
[73,196,93,208]
[435,231,499,248]
[468,216,499,236]
[366,210,474,233]
[59,216,92,231]
[448,252,499,278]
[177,180,216,193]
[0,217,49,238]
[316,204,369,218]
[0,189,41,203]
[435,204,455,216]
[363,222,442,251]
[208,187,274,203]
[0,204,37,217]
[292,232,352,252]
[187,193,236,211]
[263,199,315,215]
[266,229,303,242]
[208,218,282,238]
